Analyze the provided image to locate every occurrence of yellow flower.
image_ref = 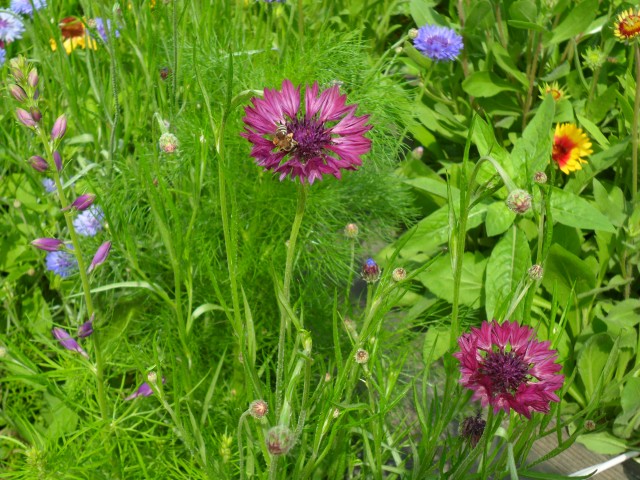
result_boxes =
[614,8,640,42]
[552,124,593,174]
[49,17,98,54]
[538,82,568,101]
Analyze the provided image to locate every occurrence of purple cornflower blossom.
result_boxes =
[45,250,78,277]
[91,18,119,42]
[10,0,47,16]
[413,25,463,62]
[0,48,5,67]
[454,320,564,419]
[42,178,56,193]
[0,10,25,43]
[52,327,88,358]
[242,79,372,184]
[73,205,104,237]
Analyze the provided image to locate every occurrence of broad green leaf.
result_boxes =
[417,252,487,306]
[511,94,555,182]
[491,43,528,86]
[577,333,614,398]
[379,203,488,262]
[621,377,640,414]
[593,179,627,228]
[542,243,596,302]
[548,0,598,45]
[485,226,531,320]
[565,140,629,192]
[422,325,451,366]
[462,71,520,97]
[409,0,447,27]
[509,0,537,23]
[576,431,629,455]
[605,299,640,330]
[485,201,516,237]
[464,1,494,31]
[549,187,616,233]
[576,114,609,147]
[403,177,456,200]
[507,20,546,32]
[471,116,516,179]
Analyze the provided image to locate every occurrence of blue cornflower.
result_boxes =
[91,18,119,42]
[10,0,47,16]
[45,250,78,278]
[0,48,5,67]
[73,205,105,237]
[42,178,56,193]
[0,9,25,43]
[413,25,463,62]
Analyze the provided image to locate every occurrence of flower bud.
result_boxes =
[354,348,369,364]
[9,84,28,102]
[51,114,67,140]
[533,171,547,184]
[344,223,359,238]
[361,258,381,283]
[408,28,419,39]
[30,108,42,123]
[506,189,532,214]
[29,155,49,172]
[64,193,96,212]
[52,327,89,358]
[31,238,64,252]
[249,400,269,419]
[78,315,94,338]
[53,151,63,172]
[16,108,37,127]
[88,241,112,273]
[411,146,424,159]
[159,132,179,154]
[584,419,596,432]
[461,414,486,448]
[266,426,295,456]
[392,267,407,282]
[147,371,158,384]
[27,69,39,88]
[528,264,543,281]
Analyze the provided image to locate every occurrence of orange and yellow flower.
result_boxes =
[49,17,97,54]
[538,82,568,102]
[552,124,593,174]
[614,8,640,42]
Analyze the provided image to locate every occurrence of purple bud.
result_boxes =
[63,193,95,212]
[30,108,42,123]
[33,88,40,100]
[125,377,166,401]
[29,155,49,172]
[361,258,381,283]
[16,108,36,127]
[27,69,39,88]
[78,314,94,338]
[31,238,64,252]
[51,114,67,141]
[88,241,111,273]
[53,151,63,172]
[52,327,89,358]
[9,84,28,102]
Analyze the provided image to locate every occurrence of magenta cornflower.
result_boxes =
[241,79,372,184]
[454,320,564,419]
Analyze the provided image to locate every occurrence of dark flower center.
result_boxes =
[286,118,332,162]
[480,351,529,395]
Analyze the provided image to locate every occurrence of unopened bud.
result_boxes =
[528,264,543,280]
[64,193,96,212]
[461,414,486,448]
[249,400,269,419]
[9,84,28,102]
[411,146,424,159]
[29,155,49,172]
[266,426,295,456]
[361,258,381,283]
[51,114,68,140]
[53,151,63,172]
[584,419,596,432]
[392,267,407,282]
[147,371,158,384]
[159,132,179,154]
[354,348,369,364]
[27,69,39,88]
[16,108,37,127]
[31,238,64,252]
[88,241,112,274]
[506,189,532,214]
[533,171,547,184]
[344,223,359,239]
[78,315,94,338]
[408,28,419,39]
[30,108,42,123]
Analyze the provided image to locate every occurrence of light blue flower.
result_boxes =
[73,205,105,237]
[0,48,5,67]
[45,250,78,278]
[42,178,56,193]
[0,9,25,43]
[92,18,119,42]
[10,0,47,16]
[413,25,463,62]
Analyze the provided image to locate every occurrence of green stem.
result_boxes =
[632,44,640,203]
[276,185,307,417]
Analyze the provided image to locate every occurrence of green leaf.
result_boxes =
[509,0,537,23]
[462,71,520,97]
[621,377,640,414]
[511,94,555,182]
[548,0,598,45]
[485,226,531,319]
[549,187,616,233]
[417,252,487,306]
[422,325,451,365]
[464,1,495,31]
[485,201,516,237]
[471,116,516,179]
[507,20,546,33]
[409,0,447,27]
[491,43,528,86]
[576,431,629,455]
[542,243,597,302]
[592,179,627,228]
[576,113,609,147]
[605,299,640,330]
[577,333,614,398]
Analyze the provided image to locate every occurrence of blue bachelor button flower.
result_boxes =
[91,18,120,42]
[0,48,5,67]
[42,178,56,193]
[413,25,463,62]
[10,0,47,16]
[73,205,105,237]
[0,9,25,42]
[45,250,78,278]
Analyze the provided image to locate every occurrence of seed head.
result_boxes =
[249,399,269,419]
[528,264,543,281]
[506,189,532,214]
[354,348,369,364]
[392,267,407,282]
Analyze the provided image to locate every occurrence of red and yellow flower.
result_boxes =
[49,17,97,54]
[552,124,593,174]
[538,82,568,102]
[614,8,640,42]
